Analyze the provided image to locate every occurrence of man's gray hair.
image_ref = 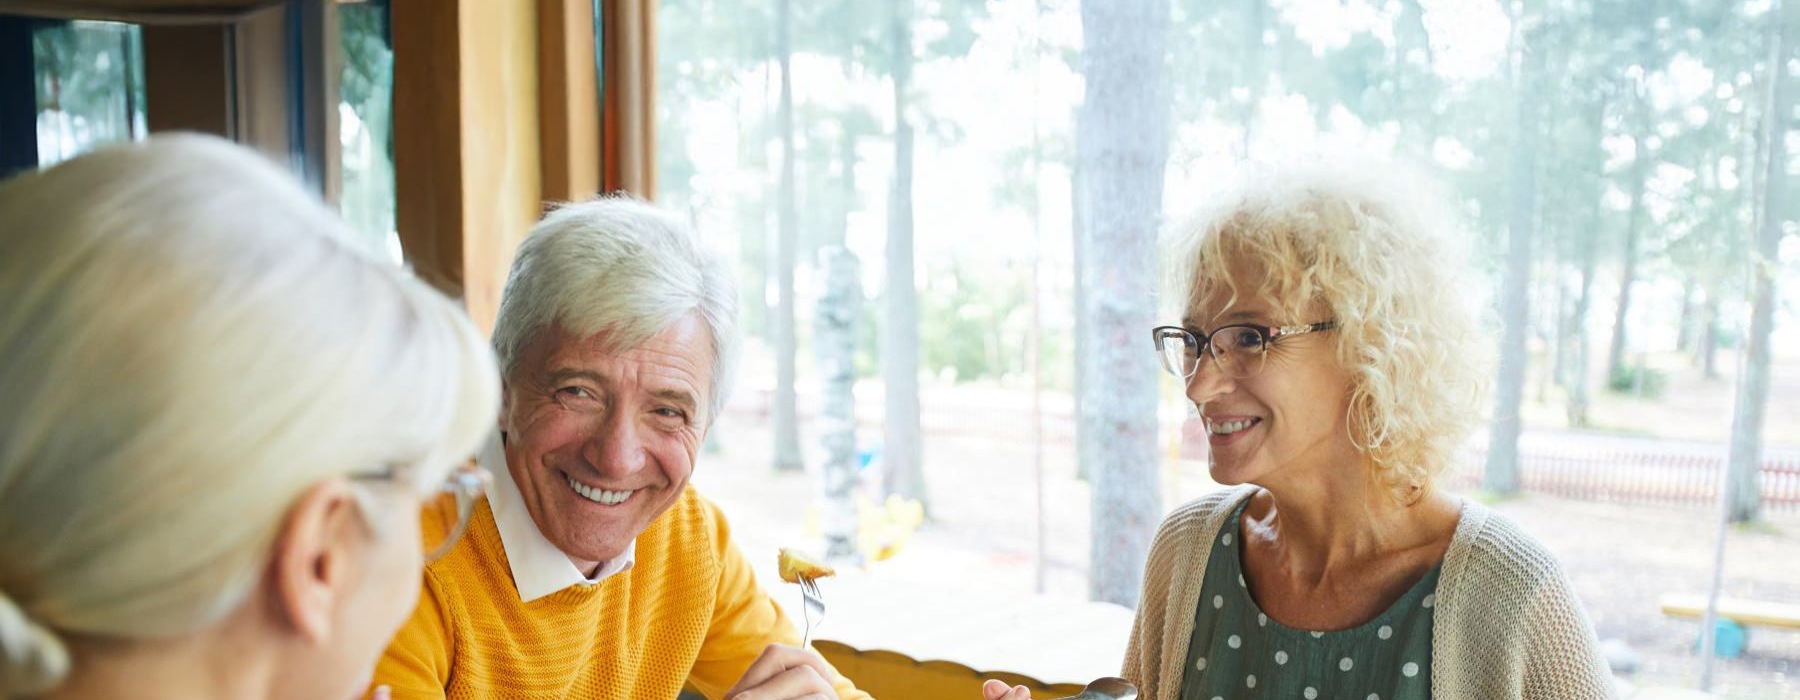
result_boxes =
[491,197,740,423]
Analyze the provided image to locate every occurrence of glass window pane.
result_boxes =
[33,20,144,166]
[656,1,1799,695]
[337,0,400,264]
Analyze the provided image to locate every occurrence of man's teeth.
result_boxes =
[1210,418,1256,435]
[567,475,632,505]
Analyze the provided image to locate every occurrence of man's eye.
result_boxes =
[654,407,687,421]
[555,387,597,404]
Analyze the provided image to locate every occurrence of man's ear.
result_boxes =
[270,476,361,644]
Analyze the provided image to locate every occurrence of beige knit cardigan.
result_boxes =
[1122,485,1616,699]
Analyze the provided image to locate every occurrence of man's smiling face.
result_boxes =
[498,315,713,573]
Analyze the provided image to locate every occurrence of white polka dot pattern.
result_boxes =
[1127,490,1615,700]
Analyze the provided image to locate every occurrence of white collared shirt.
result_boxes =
[478,432,636,603]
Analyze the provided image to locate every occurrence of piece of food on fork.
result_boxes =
[778,547,835,584]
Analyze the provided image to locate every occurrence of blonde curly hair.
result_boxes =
[1166,161,1488,499]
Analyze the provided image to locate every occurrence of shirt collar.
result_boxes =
[478,432,635,603]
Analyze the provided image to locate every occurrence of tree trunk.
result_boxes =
[1568,194,1601,427]
[772,0,803,472]
[1484,16,1541,496]
[1236,0,1264,158]
[1566,100,1605,428]
[818,105,864,563]
[836,112,858,248]
[1540,259,1560,402]
[1606,129,1650,383]
[1027,5,1048,591]
[1725,0,1793,524]
[1677,279,1698,354]
[1700,292,1720,379]
[1396,0,1440,147]
[1078,0,1169,607]
[738,74,770,342]
[816,246,863,563]
[881,0,929,514]
[1071,158,1090,482]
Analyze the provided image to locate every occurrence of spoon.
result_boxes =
[1052,677,1138,700]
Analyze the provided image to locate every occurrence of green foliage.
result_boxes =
[1606,363,1668,398]
[879,260,1070,387]
[907,262,1058,386]
[918,262,1024,383]
[1715,324,1741,350]
[856,295,882,379]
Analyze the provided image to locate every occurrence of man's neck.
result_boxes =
[571,556,603,579]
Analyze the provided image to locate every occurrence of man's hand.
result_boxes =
[980,679,1032,700]
[722,644,840,700]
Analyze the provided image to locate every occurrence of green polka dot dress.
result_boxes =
[1180,500,1439,700]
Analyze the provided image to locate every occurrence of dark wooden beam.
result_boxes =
[537,0,600,205]
[598,0,653,198]
[141,23,233,137]
[0,15,41,178]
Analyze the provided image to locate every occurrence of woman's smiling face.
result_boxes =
[1183,254,1360,489]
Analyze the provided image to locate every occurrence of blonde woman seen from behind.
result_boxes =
[0,134,499,700]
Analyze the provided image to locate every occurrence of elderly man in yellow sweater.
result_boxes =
[370,198,870,700]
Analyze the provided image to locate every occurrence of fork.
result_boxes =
[796,576,826,648]
[1050,677,1137,700]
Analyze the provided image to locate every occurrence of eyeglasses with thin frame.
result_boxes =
[351,461,489,563]
[1150,320,1338,381]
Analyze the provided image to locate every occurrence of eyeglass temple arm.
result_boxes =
[1270,320,1336,337]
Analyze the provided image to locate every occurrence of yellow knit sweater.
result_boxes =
[372,487,869,700]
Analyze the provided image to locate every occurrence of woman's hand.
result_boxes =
[724,644,840,700]
[981,679,1033,700]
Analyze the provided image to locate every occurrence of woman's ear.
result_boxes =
[269,476,363,644]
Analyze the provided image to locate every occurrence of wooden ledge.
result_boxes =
[1659,593,1800,630]
[816,640,1088,700]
